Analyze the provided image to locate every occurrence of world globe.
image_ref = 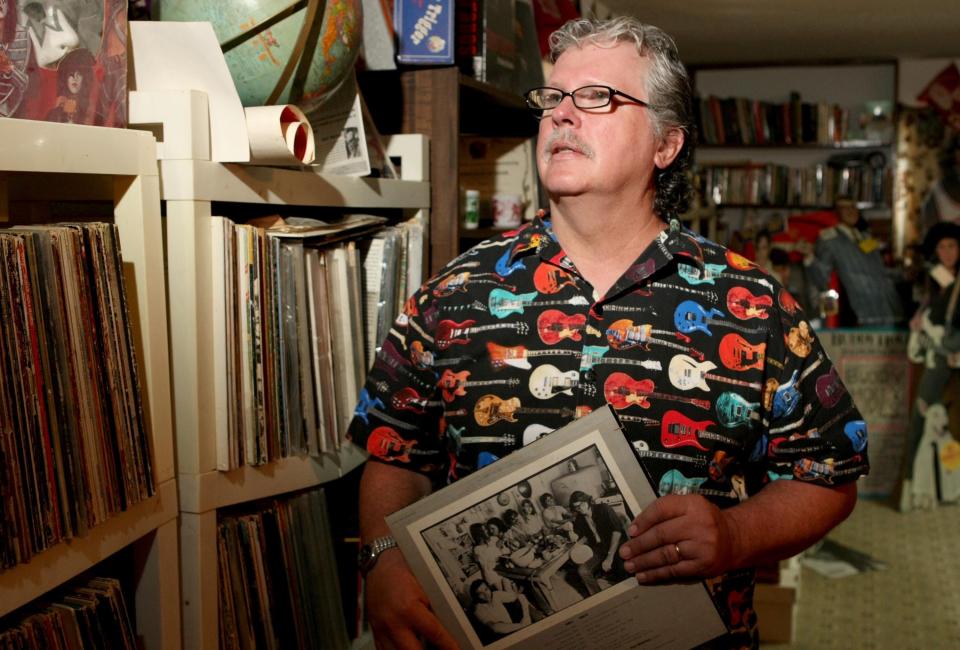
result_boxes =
[157,0,363,111]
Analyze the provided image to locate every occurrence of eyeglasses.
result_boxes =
[523,85,653,116]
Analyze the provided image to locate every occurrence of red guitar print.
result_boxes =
[778,288,801,316]
[436,319,529,350]
[533,263,578,294]
[537,309,598,345]
[438,369,521,402]
[815,367,846,408]
[726,286,772,320]
[391,387,428,414]
[367,426,416,463]
[603,373,710,410]
[661,411,737,451]
[718,333,766,372]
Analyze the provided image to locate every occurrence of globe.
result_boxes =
[157,0,363,111]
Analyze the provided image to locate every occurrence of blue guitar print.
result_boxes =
[772,370,801,419]
[495,249,526,277]
[675,300,761,337]
[844,420,868,453]
[674,300,725,336]
[354,388,385,425]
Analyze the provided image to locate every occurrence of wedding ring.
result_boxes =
[674,543,683,562]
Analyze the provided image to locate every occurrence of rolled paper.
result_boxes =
[244,104,316,165]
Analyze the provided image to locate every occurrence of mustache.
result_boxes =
[542,129,594,159]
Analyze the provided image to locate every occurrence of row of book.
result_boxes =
[695,162,891,208]
[0,223,153,572]
[454,0,544,95]
[217,488,349,650]
[0,576,135,649]
[209,215,423,472]
[696,93,859,147]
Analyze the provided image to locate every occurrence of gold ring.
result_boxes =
[674,543,683,562]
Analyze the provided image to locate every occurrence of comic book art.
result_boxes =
[0,0,126,126]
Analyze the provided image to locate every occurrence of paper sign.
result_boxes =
[129,21,250,162]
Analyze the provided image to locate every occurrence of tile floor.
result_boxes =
[763,498,960,649]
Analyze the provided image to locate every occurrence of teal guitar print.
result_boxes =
[488,288,589,319]
[716,391,762,428]
[677,262,773,291]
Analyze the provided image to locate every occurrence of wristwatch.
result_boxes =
[358,536,399,575]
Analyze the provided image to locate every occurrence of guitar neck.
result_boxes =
[707,319,761,335]
[705,373,762,390]
[368,408,417,431]
[648,392,710,410]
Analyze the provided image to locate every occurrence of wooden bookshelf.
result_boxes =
[128,91,430,650]
[691,62,899,242]
[0,118,180,650]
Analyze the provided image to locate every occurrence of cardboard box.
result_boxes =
[755,557,801,644]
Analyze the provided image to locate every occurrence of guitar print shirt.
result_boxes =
[347,214,869,645]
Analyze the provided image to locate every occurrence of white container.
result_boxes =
[492,193,522,229]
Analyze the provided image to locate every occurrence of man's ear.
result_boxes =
[654,127,685,169]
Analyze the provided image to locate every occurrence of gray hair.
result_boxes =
[548,17,696,220]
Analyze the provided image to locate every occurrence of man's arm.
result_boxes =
[618,479,856,583]
[359,460,458,649]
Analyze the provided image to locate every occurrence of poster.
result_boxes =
[1,0,127,126]
[818,328,910,497]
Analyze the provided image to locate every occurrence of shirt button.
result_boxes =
[582,369,597,383]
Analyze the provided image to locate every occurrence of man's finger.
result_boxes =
[408,603,459,650]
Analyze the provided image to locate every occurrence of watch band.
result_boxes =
[358,535,398,575]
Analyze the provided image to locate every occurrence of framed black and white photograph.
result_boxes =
[386,406,728,649]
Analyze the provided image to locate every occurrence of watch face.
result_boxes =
[358,545,376,572]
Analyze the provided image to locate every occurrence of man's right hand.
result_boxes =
[366,548,459,650]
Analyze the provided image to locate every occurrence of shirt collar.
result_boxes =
[509,211,708,272]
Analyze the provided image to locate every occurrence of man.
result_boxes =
[351,17,866,648]
[344,126,361,158]
[802,195,902,326]
[568,490,628,595]
[469,579,532,639]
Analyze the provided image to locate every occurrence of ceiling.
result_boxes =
[596,0,960,65]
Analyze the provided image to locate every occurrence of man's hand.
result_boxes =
[617,494,737,584]
[366,549,459,650]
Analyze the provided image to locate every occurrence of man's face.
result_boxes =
[476,583,492,603]
[573,499,590,514]
[836,200,859,227]
[67,71,83,95]
[535,41,680,202]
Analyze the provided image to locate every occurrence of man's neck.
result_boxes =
[549,192,665,298]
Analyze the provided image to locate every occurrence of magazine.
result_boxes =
[386,406,728,649]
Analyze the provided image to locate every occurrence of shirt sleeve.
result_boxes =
[345,285,449,484]
[759,303,870,488]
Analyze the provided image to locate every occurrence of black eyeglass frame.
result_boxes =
[523,85,654,116]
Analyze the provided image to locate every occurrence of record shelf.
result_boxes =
[0,118,180,649]
[129,90,430,649]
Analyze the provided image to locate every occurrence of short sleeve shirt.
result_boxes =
[348,215,869,645]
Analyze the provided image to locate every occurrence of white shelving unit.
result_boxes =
[129,90,430,649]
[0,118,180,650]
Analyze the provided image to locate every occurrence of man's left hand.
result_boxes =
[618,494,738,583]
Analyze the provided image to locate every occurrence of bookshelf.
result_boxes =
[128,90,430,649]
[0,118,180,649]
[360,67,539,273]
[691,63,898,238]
